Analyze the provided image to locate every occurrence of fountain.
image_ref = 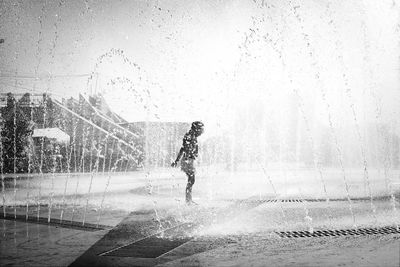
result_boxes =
[0,0,399,256]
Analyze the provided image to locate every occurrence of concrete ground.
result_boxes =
[1,203,399,267]
[1,169,400,266]
[0,219,107,266]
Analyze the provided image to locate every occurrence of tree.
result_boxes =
[0,93,33,173]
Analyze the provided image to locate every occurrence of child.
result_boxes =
[171,121,204,204]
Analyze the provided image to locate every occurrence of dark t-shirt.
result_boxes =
[182,131,198,160]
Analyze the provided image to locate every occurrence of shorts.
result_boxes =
[181,158,195,175]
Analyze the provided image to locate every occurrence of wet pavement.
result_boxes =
[0,219,107,266]
[1,171,400,266]
[1,198,399,267]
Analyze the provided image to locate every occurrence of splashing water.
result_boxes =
[1,0,399,237]
[288,0,357,227]
[324,1,377,221]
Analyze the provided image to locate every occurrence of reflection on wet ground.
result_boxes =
[1,171,399,266]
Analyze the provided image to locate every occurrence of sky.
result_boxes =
[0,0,399,138]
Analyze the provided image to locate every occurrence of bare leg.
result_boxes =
[185,172,195,203]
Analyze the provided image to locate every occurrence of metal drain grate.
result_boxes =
[233,198,386,205]
[237,199,305,205]
[305,197,370,202]
[237,199,278,205]
[0,213,110,231]
[276,226,400,238]
[263,199,278,203]
[280,199,303,203]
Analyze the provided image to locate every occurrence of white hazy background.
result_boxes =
[0,0,399,142]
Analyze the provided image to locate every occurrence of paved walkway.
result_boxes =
[0,219,107,266]
[1,170,400,267]
[2,196,399,267]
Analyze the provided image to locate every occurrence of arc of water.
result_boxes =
[107,140,116,174]
[82,128,102,226]
[91,130,109,225]
[1,113,5,217]
[47,147,58,223]
[86,48,163,120]
[73,123,78,174]
[381,130,399,229]
[25,98,34,220]
[10,1,23,220]
[256,159,288,226]
[42,0,65,222]
[102,133,109,176]
[118,147,127,172]
[256,11,334,223]
[89,127,95,173]
[50,109,68,223]
[370,85,399,227]
[108,76,161,121]
[118,145,130,173]
[358,0,399,229]
[55,132,65,220]
[59,147,69,223]
[240,13,322,227]
[13,98,17,219]
[81,127,87,174]
[71,124,88,223]
[97,140,123,228]
[33,6,45,75]
[153,200,164,236]
[59,117,77,223]
[39,0,66,222]
[298,188,313,233]
[124,156,132,173]
[85,48,142,92]
[262,93,313,227]
[37,96,47,221]
[288,0,356,227]
[324,1,376,219]
[291,87,336,228]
